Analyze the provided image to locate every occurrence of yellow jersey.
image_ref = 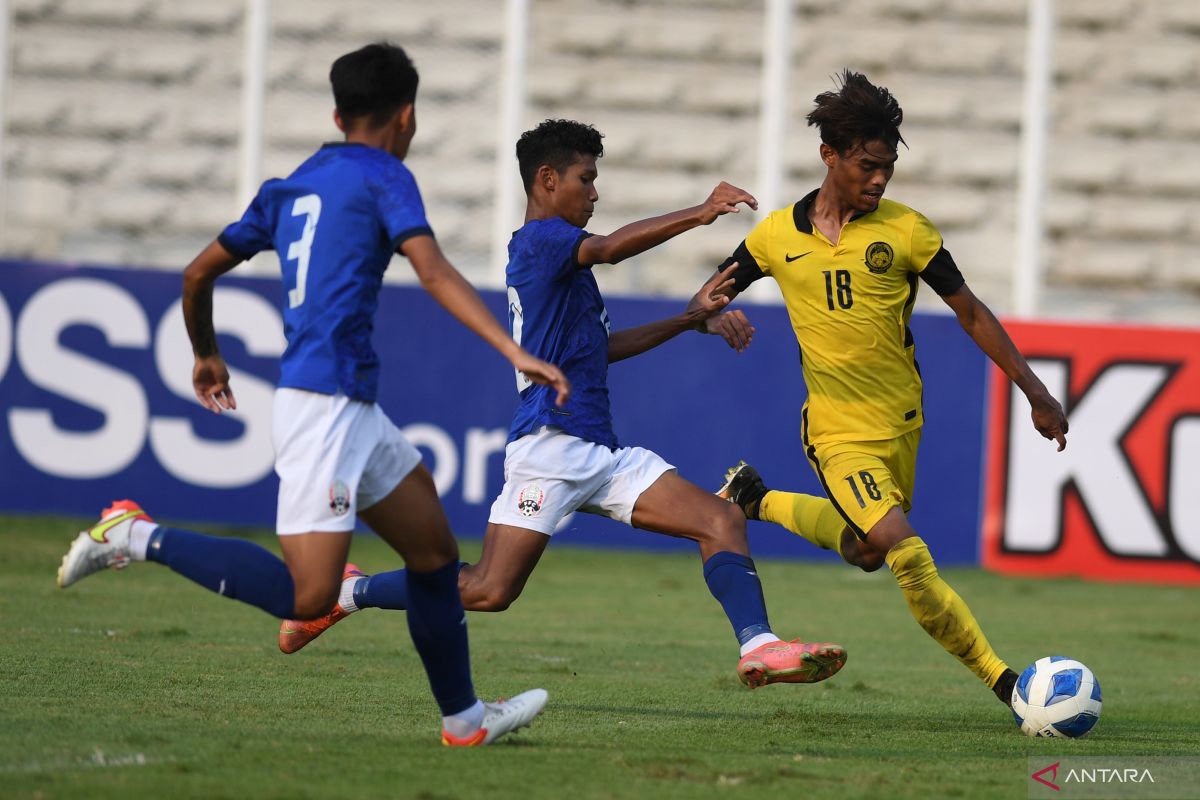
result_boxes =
[725,190,964,445]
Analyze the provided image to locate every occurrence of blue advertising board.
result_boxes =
[0,260,987,563]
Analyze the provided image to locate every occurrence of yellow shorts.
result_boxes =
[804,428,920,539]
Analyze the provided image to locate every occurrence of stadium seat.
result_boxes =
[1051,238,1154,284]
[148,0,243,33]
[271,0,342,38]
[12,0,57,20]
[534,11,628,57]
[946,0,1026,24]
[6,83,71,132]
[13,37,112,78]
[1122,42,1197,87]
[907,27,1022,77]
[86,187,174,232]
[67,91,165,138]
[587,65,680,109]
[857,0,944,21]
[1049,138,1128,190]
[528,63,584,105]
[49,0,153,26]
[423,2,503,47]
[1123,144,1200,194]
[109,42,207,83]
[5,177,74,225]
[1160,0,1200,33]
[1067,91,1163,137]
[678,68,760,115]
[1057,0,1136,30]
[1162,92,1200,137]
[1090,198,1190,240]
[20,138,118,182]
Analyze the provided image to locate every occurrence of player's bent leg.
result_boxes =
[458,523,549,612]
[715,462,858,563]
[633,470,749,558]
[870,508,1011,700]
[278,562,366,654]
[355,464,504,735]
[359,463,459,571]
[633,472,846,688]
[60,499,311,621]
[840,526,885,572]
[277,531,354,618]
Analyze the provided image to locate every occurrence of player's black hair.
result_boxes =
[330,42,419,128]
[806,69,906,154]
[516,119,605,192]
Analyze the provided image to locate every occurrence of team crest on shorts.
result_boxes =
[517,484,545,517]
[329,480,351,516]
[864,241,894,274]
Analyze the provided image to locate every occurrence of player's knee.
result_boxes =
[705,500,748,546]
[852,547,886,573]
[291,583,339,620]
[471,585,520,612]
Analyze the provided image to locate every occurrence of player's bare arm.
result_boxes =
[402,234,571,406]
[578,182,757,266]
[607,264,743,363]
[942,283,1068,450]
[182,239,243,414]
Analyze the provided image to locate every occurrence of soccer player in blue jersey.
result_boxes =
[278,119,848,690]
[55,42,571,747]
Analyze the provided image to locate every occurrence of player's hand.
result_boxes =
[512,351,572,407]
[1030,393,1068,451]
[686,262,738,318]
[193,354,237,414]
[703,310,755,352]
[699,181,758,224]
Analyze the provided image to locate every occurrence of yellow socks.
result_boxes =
[759,491,847,554]
[885,536,1009,689]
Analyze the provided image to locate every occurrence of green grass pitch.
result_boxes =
[3,514,1198,799]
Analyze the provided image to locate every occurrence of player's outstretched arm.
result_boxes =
[402,235,571,406]
[942,284,1068,450]
[608,263,748,363]
[578,182,757,266]
[182,239,243,414]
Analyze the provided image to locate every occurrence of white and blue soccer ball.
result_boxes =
[1011,656,1102,738]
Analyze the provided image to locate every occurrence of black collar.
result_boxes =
[792,188,870,233]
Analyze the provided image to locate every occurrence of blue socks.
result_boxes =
[353,569,410,610]
[405,560,477,716]
[146,527,296,619]
[702,551,773,646]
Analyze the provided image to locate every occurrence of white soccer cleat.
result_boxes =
[441,688,549,747]
[57,500,152,588]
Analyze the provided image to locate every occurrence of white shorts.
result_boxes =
[488,426,675,536]
[273,388,423,535]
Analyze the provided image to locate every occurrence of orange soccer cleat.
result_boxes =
[737,638,847,688]
[278,563,365,654]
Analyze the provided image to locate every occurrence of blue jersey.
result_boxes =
[218,142,432,402]
[506,217,617,448]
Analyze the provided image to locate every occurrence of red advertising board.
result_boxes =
[983,319,1200,584]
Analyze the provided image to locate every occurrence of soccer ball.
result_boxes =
[1010,656,1102,738]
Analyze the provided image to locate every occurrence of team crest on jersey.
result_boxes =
[865,241,894,274]
[517,484,545,517]
[329,480,351,516]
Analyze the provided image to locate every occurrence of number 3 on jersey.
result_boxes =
[508,286,532,392]
[286,194,322,309]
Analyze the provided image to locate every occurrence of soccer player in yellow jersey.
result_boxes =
[712,70,1069,710]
